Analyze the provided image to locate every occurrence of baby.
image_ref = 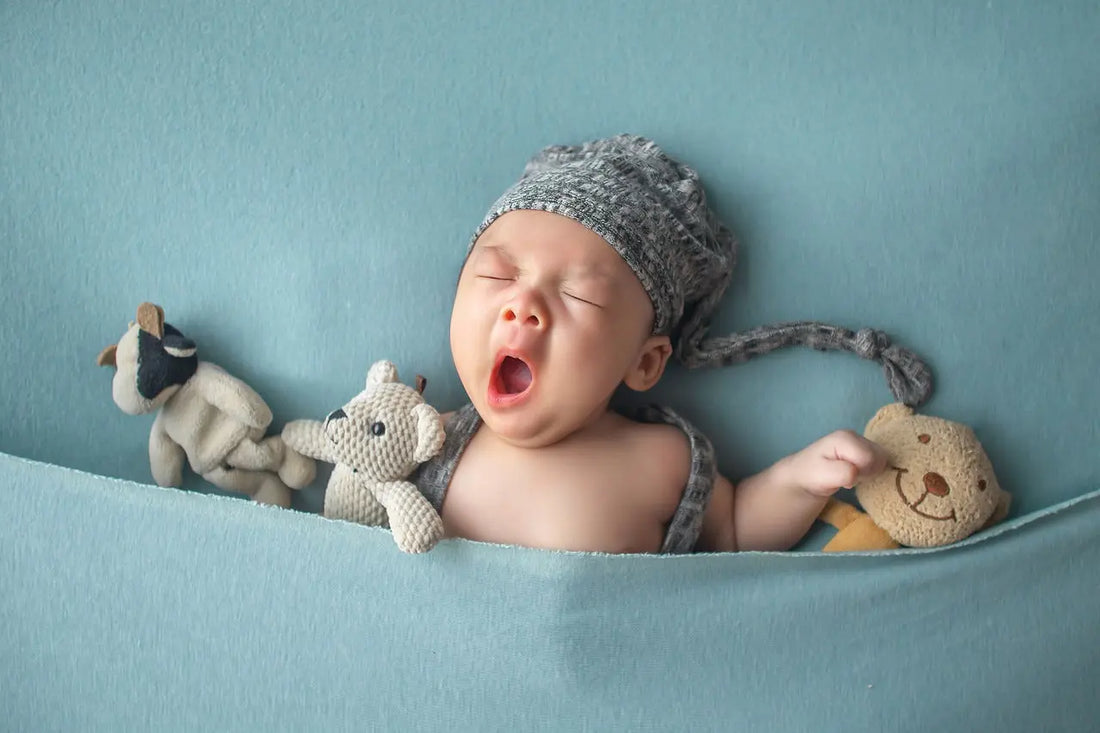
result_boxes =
[414,135,932,554]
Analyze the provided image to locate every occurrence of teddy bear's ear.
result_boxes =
[412,403,446,463]
[984,488,1013,529]
[864,402,915,437]
[136,302,165,339]
[366,360,399,388]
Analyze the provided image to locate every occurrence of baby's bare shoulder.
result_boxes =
[616,416,692,489]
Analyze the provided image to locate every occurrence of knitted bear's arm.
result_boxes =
[281,419,335,463]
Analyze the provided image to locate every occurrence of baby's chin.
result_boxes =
[476,396,616,449]
[478,409,571,449]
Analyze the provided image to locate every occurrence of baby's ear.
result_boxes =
[624,335,672,392]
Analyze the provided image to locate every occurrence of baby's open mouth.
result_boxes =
[495,355,533,395]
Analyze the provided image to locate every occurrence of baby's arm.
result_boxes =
[696,430,887,552]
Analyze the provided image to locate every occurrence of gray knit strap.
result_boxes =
[679,321,934,407]
[412,403,481,514]
[635,405,717,554]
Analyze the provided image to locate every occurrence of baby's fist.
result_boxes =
[789,430,888,497]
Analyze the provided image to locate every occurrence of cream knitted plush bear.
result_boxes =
[281,360,446,553]
[97,302,316,507]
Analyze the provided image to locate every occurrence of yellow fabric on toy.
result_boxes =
[819,498,899,551]
[820,403,1011,551]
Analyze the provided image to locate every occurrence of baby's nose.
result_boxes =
[501,293,546,328]
[502,306,540,327]
[923,471,950,497]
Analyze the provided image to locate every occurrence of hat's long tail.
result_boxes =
[680,321,933,407]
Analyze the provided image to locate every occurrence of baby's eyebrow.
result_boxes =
[566,265,616,284]
[473,242,514,261]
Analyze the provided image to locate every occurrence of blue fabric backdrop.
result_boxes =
[2,1,1099,729]
[2,0,1098,516]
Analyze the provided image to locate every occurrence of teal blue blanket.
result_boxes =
[3,452,1097,731]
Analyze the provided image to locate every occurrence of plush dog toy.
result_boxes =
[97,302,315,507]
[820,403,1012,550]
[281,360,446,553]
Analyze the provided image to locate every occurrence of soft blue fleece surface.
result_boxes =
[3,2,1100,730]
[2,451,1099,731]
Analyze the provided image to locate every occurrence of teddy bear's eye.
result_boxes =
[978,479,987,491]
[918,434,931,444]
[370,421,386,436]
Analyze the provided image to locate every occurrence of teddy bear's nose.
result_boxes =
[923,472,950,497]
[326,408,347,423]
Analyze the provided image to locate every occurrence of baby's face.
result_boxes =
[450,210,659,448]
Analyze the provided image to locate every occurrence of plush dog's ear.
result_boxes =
[136,302,165,339]
[96,344,118,367]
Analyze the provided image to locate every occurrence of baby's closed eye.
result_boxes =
[561,289,604,308]
[474,261,517,282]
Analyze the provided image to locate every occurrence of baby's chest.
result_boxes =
[440,440,683,553]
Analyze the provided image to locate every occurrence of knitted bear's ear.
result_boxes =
[412,403,445,463]
[366,360,399,388]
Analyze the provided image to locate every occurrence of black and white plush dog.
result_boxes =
[97,302,314,506]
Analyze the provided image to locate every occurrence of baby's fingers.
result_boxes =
[823,430,888,477]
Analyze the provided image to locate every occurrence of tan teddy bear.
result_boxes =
[820,403,1012,550]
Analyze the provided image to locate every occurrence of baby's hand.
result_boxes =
[786,430,888,497]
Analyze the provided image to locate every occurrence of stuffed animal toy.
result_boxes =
[97,302,315,507]
[819,403,1012,551]
[281,360,447,553]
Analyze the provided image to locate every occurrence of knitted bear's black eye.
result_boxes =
[370,421,386,436]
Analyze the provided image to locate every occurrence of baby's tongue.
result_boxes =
[499,356,533,394]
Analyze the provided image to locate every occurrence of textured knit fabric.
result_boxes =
[473,134,934,407]
[281,361,446,553]
[414,403,716,554]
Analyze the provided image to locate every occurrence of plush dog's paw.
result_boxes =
[276,438,316,489]
[252,475,293,508]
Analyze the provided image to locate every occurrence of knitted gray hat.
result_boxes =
[472,134,933,406]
